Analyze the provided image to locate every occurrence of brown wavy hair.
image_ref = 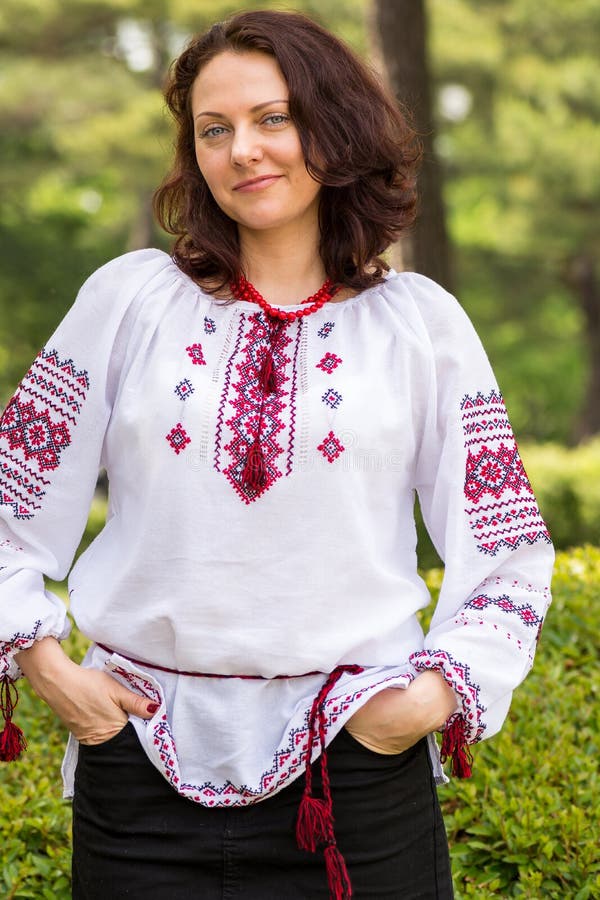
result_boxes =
[153,10,421,293]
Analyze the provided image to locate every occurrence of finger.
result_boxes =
[112,685,160,720]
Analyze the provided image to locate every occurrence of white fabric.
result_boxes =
[0,249,554,802]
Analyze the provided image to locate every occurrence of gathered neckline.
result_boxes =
[166,253,399,315]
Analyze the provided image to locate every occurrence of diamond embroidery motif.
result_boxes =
[322,389,343,410]
[318,322,335,339]
[166,423,191,455]
[1,397,71,471]
[0,347,89,520]
[204,317,217,335]
[465,444,530,502]
[465,594,542,628]
[186,343,206,366]
[318,430,345,463]
[460,390,550,556]
[174,379,194,401]
[316,352,342,374]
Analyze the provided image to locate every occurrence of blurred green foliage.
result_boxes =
[0,0,599,443]
[1,546,598,898]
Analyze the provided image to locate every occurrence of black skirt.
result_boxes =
[72,722,453,899]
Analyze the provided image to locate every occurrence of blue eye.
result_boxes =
[263,114,289,126]
[200,125,228,139]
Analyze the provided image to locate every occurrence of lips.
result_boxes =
[233,175,282,192]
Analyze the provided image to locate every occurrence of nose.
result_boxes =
[230,126,263,168]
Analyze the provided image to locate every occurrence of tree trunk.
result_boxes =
[571,255,600,440]
[372,0,453,292]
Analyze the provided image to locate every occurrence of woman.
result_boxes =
[0,10,553,900]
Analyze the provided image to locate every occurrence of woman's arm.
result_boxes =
[15,637,156,745]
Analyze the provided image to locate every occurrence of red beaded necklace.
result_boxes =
[228,275,339,494]
[230,275,339,320]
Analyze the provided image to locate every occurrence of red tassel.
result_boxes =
[296,794,331,852]
[241,436,267,490]
[0,680,27,762]
[440,716,473,778]
[324,844,353,899]
[258,351,278,394]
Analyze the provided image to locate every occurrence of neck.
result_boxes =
[238,225,327,306]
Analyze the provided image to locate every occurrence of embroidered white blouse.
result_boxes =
[0,248,553,800]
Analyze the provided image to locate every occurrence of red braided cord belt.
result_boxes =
[97,643,364,899]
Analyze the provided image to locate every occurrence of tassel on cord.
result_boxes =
[296,664,364,899]
[296,795,331,852]
[258,349,277,394]
[324,844,353,900]
[440,715,473,778]
[0,679,27,762]
[241,436,267,491]
[258,320,284,394]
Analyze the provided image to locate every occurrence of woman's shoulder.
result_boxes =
[382,270,478,343]
[83,248,173,292]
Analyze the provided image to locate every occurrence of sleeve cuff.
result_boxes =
[409,648,486,744]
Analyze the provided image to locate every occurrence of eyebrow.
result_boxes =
[194,99,289,120]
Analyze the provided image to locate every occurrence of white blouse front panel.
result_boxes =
[0,249,554,802]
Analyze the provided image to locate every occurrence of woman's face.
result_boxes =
[191,50,321,238]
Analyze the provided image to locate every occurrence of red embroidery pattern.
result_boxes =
[461,390,550,555]
[316,352,342,374]
[318,431,345,463]
[1,621,42,678]
[214,312,301,504]
[114,666,412,805]
[165,423,191,455]
[410,649,485,743]
[0,348,89,520]
[186,343,206,366]
[465,593,542,629]
[204,317,217,335]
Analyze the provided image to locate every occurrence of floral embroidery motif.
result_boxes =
[410,649,486,743]
[321,389,343,410]
[316,352,342,374]
[204,317,217,335]
[186,343,206,366]
[214,312,300,504]
[0,348,89,520]
[165,423,191,455]
[465,593,542,629]
[317,322,335,339]
[318,430,345,463]
[461,390,550,556]
[174,379,194,401]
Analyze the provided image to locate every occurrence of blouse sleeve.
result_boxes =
[405,273,554,775]
[0,249,167,759]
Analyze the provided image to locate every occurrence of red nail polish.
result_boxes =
[147,703,160,714]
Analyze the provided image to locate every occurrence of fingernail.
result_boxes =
[147,703,160,714]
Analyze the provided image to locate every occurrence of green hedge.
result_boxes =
[521,440,600,551]
[1,546,599,898]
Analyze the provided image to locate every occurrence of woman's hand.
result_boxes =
[15,637,158,745]
[344,671,458,755]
